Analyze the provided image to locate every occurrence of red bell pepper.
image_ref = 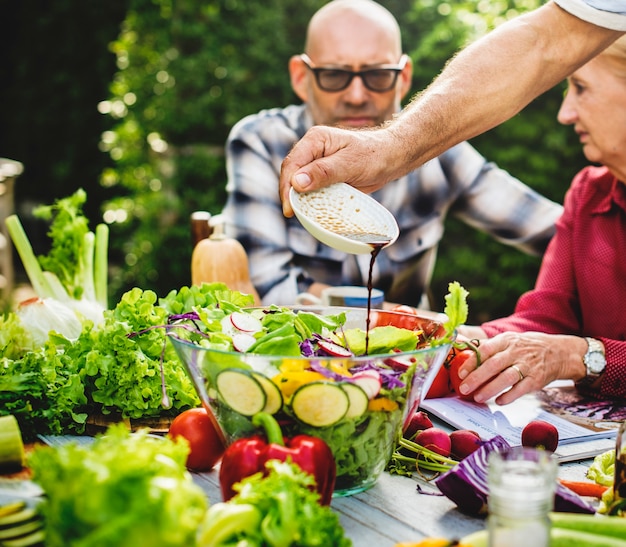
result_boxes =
[218,412,336,505]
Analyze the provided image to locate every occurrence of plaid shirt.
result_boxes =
[482,166,626,399]
[222,104,563,308]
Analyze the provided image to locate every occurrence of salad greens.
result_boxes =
[587,449,617,514]
[198,459,351,547]
[587,448,615,487]
[301,410,402,490]
[166,282,469,493]
[0,286,232,440]
[34,189,108,307]
[29,424,207,547]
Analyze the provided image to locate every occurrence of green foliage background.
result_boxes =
[0,0,588,323]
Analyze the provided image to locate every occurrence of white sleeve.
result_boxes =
[554,0,626,31]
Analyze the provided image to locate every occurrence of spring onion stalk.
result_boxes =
[81,231,96,303]
[5,215,54,299]
[94,224,109,309]
[396,437,459,473]
[6,202,108,308]
[42,271,72,302]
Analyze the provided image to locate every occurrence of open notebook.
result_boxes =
[420,381,622,462]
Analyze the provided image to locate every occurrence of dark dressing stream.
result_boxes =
[339,233,390,355]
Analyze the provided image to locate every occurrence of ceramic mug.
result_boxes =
[295,286,384,309]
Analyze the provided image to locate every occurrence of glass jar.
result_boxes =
[487,446,558,547]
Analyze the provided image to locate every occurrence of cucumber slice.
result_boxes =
[0,507,38,527]
[341,383,369,419]
[290,382,349,427]
[0,518,42,540]
[216,370,266,416]
[251,372,283,415]
[2,529,46,547]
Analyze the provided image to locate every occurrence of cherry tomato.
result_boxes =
[168,407,225,471]
[424,365,452,399]
[390,305,419,315]
[447,348,476,401]
[377,305,421,330]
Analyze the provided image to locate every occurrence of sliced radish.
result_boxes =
[220,315,237,336]
[385,354,417,371]
[317,339,353,357]
[230,311,263,333]
[232,332,257,353]
[351,370,382,399]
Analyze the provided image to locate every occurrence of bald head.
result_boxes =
[290,0,411,129]
[305,0,402,58]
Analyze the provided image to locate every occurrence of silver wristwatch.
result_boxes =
[578,337,606,387]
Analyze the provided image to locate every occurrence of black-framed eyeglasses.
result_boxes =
[300,53,408,93]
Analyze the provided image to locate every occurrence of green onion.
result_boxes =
[5,215,53,298]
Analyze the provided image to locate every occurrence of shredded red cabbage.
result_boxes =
[308,360,348,382]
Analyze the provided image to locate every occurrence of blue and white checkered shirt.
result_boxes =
[222,104,563,308]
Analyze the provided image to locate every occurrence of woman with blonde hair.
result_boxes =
[456,36,626,404]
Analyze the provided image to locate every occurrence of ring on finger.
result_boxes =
[510,364,525,383]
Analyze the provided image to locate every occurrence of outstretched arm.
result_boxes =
[280,1,622,216]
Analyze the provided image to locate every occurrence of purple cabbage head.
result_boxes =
[434,435,595,516]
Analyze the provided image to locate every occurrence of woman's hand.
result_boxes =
[456,331,588,405]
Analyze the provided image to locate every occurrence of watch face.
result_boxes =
[587,352,606,374]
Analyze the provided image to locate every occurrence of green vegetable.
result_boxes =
[28,424,207,547]
[303,409,403,490]
[33,189,108,307]
[0,286,203,440]
[387,436,458,476]
[198,459,351,547]
[550,511,626,539]
[198,503,262,546]
[0,415,25,471]
[550,528,626,547]
[442,281,469,340]
[463,526,626,547]
[6,189,109,311]
[587,449,615,487]
[341,325,422,355]
[216,369,268,416]
[290,382,350,427]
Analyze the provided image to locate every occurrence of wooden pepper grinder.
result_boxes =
[190,211,212,247]
[191,214,260,305]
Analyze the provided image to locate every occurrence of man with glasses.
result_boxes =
[221,0,562,308]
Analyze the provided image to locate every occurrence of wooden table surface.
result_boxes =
[191,455,598,547]
[1,433,605,547]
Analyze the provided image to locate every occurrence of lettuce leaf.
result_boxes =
[198,459,351,547]
[587,448,615,487]
[29,425,207,547]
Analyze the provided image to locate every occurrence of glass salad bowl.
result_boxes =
[168,306,452,497]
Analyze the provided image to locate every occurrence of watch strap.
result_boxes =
[577,337,606,389]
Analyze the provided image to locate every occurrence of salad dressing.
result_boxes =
[337,232,389,354]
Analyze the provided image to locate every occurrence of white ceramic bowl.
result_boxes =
[289,183,399,254]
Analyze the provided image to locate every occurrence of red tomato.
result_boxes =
[448,348,476,401]
[425,364,452,399]
[168,408,225,471]
[390,305,419,315]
